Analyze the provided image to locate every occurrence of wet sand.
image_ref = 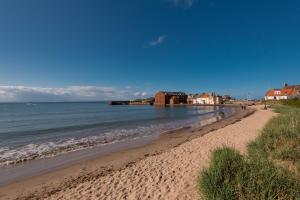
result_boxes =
[0,106,267,200]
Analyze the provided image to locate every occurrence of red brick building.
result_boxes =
[154,91,188,106]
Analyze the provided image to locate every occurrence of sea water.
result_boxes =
[0,102,234,166]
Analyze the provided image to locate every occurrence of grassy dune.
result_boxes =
[199,104,300,200]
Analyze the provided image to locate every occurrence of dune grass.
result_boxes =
[280,98,300,108]
[265,98,300,109]
[248,106,300,175]
[198,106,300,200]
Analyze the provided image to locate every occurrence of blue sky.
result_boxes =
[0,0,300,101]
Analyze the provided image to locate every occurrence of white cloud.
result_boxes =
[144,36,166,48]
[0,86,150,102]
[133,92,148,97]
[167,0,197,9]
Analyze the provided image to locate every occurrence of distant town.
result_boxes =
[109,91,233,106]
[109,82,300,106]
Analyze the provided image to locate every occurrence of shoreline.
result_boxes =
[0,106,253,200]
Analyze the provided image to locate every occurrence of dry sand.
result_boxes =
[39,106,275,200]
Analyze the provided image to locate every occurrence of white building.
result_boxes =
[265,83,300,100]
[188,93,223,105]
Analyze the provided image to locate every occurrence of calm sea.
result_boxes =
[0,102,234,166]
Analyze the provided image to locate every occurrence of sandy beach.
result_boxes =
[0,106,275,200]
[1,0,299,199]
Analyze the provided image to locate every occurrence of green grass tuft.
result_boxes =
[199,148,300,200]
[199,106,300,200]
[199,148,244,200]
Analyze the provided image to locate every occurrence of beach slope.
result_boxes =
[38,106,274,200]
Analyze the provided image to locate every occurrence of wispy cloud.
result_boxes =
[144,35,166,48]
[133,92,148,97]
[0,86,149,102]
[167,0,197,9]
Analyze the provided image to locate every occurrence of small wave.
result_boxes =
[0,125,157,167]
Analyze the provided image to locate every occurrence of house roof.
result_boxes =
[265,89,277,96]
[265,88,295,97]
[199,93,210,98]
